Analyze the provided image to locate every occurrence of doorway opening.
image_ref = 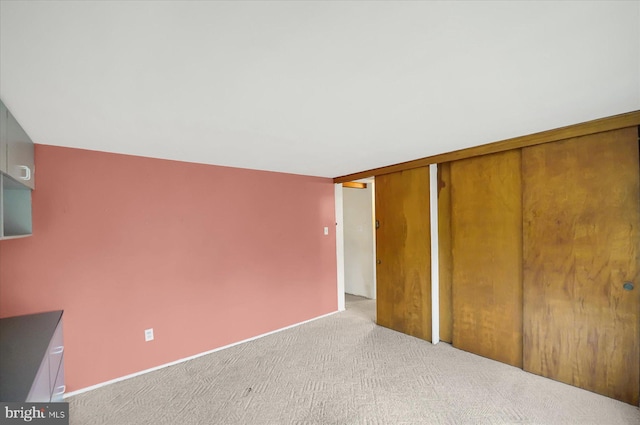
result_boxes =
[341,178,376,320]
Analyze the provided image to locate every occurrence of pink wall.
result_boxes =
[0,145,338,392]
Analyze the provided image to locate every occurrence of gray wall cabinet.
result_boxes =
[1,101,35,189]
[0,99,34,239]
[0,101,7,175]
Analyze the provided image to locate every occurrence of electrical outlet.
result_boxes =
[144,328,154,342]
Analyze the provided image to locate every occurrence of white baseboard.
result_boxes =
[64,310,339,398]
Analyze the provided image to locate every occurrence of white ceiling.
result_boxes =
[1,1,638,178]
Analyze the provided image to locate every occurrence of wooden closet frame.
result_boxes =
[333,110,640,183]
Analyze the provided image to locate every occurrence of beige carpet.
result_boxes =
[68,294,639,424]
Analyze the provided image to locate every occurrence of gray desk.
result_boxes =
[0,310,64,401]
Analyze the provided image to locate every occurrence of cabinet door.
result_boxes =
[1,174,32,239]
[523,127,640,405]
[6,110,34,189]
[26,359,50,402]
[0,101,7,173]
[48,320,64,396]
[51,357,65,402]
[375,167,431,341]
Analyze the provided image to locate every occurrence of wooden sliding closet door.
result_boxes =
[450,150,523,367]
[375,167,431,341]
[523,127,640,405]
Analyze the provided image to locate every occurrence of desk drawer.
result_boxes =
[51,354,65,402]
[48,319,64,395]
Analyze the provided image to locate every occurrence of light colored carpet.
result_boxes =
[68,294,640,424]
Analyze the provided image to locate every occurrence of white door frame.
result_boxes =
[334,184,346,311]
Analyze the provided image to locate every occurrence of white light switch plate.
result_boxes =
[323,227,329,235]
[145,328,154,342]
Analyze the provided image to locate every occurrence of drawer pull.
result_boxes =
[18,165,31,181]
[51,346,64,355]
[53,385,66,396]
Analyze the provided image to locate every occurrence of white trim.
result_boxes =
[334,183,346,311]
[429,164,440,344]
[63,310,340,398]
[370,179,377,300]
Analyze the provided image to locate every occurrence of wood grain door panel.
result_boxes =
[450,150,523,368]
[437,162,453,343]
[522,127,640,405]
[375,167,431,341]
